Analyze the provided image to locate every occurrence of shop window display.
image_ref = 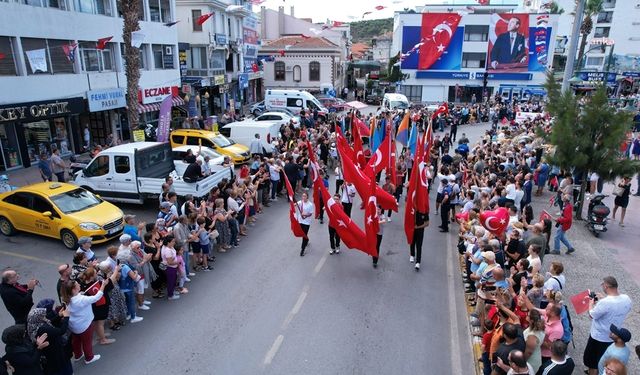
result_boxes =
[0,124,22,170]
[23,117,72,163]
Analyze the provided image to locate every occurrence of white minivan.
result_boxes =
[264,89,329,121]
[219,121,280,155]
[382,93,410,111]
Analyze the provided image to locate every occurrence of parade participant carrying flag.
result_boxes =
[388,120,398,187]
[431,102,449,120]
[415,123,433,214]
[369,117,376,139]
[364,167,380,264]
[351,113,366,168]
[407,121,418,156]
[284,174,307,239]
[404,128,424,244]
[335,126,355,163]
[396,112,411,146]
[306,141,323,218]
[336,132,398,211]
[366,125,391,176]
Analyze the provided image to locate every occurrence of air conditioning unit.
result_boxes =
[165,46,173,55]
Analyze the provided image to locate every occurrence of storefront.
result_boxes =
[81,88,127,147]
[0,98,84,170]
[137,85,186,137]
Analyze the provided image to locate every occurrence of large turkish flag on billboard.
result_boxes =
[418,13,462,70]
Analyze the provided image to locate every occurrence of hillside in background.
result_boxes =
[350,18,393,44]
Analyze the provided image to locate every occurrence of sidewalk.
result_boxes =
[5,165,54,188]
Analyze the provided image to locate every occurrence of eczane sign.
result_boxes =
[140,86,173,104]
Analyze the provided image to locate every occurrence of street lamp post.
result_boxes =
[561,0,586,93]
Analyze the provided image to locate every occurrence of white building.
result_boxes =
[548,0,640,76]
[258,5,348,91]
[371,34,393,65]
[175,0,262,119]
[392,4,558,103]
[259,36,342,93]
[0,0,181,170]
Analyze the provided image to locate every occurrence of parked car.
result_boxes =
[317,96,348,112]
[254,111,300,128]
[250,100,266,117]
[0,182,124,249]
[219,121,280,156]
[171,145,231,177]
[169,129,251,164]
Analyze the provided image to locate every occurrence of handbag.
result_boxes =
[613,185,625,197]
[209,229,219,240]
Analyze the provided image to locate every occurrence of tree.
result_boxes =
[119,0,142,131]
[543,73,639,219]
[387,53,403,83]
[549,1,564,14]
[575,0,603,71]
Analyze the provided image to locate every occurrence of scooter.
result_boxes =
[586,194,610,237]
[0,175,17,192]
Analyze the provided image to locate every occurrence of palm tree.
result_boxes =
[549,1,564,14]
[575,0,604,71]
[119,0,141,131]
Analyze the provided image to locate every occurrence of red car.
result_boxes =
[317,96,348,112]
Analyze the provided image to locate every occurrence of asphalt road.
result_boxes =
[0,113,486,375]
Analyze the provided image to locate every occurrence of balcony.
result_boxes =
[602,0,616,9]
[185,68,224,78]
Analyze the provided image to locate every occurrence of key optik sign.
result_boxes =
[0,98,85,123]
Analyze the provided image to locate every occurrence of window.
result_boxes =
[74,0,112,15]
[293,65,301,82]
[594,27,610,38]
[309,61,320,81]
[464,25,489,42]
[211,50,225,70]
[192,10,202,31]
[274,61,285,81]
[0,36,18,76]
[586,56,604,66]
[4,192,31,208]
[80,41,113,72]
[597,11,613,23]
[31,196,56,216]
[171,135,185,144]
[114,156,130,173]
[186,136,200,146]
[462,52,486,68]
[22,0,68,9]
[120,44,147,70]
[401,85,422,103]
[602,0,616,8]
[85,155,110,177]
[21,38,48,75]
[286,98,303,108]
[47,39,75,74]
[152,44,174,69]
[189,46,207,69]
[149,0,170,22]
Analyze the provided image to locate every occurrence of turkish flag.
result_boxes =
[366,127,391,176]
[431,102,449,120]
[284,174,307,239]
[477,0,489,5]
[319,183,369,254]
[418,13,462,70]
[570,290,591,315]
[85,280,106,306]
[404,167,418,244]
[251,63,259,72]
[364,169,380,258]
[337,134,398,211]
[97,36,113,50]
[351,114,366,168]
[336,127,355,163]
[306,141,323,218]
[196,12,214,25]
[352,116,370,140]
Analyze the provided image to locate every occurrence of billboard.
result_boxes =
[401,22,464,71]
[488,13,530,72]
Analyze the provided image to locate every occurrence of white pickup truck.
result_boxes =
[72,142,231,204]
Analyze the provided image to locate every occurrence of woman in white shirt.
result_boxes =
[161,235,180,300]
[61,270,115,365]
[296,192,314,256]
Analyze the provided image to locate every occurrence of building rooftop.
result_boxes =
[262,36,339,49]
[350,42,371,58]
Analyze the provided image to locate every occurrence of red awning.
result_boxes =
[137,96,185,113]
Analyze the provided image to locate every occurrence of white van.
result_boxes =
[219,121,280,155]
[264,89,329,121]
[382,93,410,111]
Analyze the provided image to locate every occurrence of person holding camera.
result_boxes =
[0,269,37,324]
[583,276,632,375]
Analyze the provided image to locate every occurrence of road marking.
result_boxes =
[313,251,328,275]
[281,284,310,330]
[0,249,60,266]
[263,334,284,365]
[446,233,463,375]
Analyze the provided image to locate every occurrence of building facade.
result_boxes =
[392,4,558,103]
[176,0,262,121]
[259,36,342,93]
[0,0,181,170]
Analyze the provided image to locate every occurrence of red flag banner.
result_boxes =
[431,102,449,120]
[418,13,462,70]
[97,36,113,50]
[197,12,214,25]
[336,127,355,163]
[366,129,391,176]
[85,280,106,306]
[351,115,366,168]
[364,169,380,257]
[570,290,591,315]
[284,174,307,239]
[319,183,369,254]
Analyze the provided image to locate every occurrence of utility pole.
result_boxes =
[561,0,586,93]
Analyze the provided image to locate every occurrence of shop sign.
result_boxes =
[179,51,188,77]
[213,75,226,86]
[0,98,84,123]
[139,86,178,104]
[238,73,249,89]
[622,71,640,78]
[577,71,617,83]
[215,34,227,45]
[87,88,126,112]
[132,129,146,142]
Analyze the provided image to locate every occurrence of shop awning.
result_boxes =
[137,96,185,113]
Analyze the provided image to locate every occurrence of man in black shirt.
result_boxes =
[183,158,204,182]
[492,323,526,375]
[284,156,300,190]
[0,269,37,324]
[540,340,575,375]
[410,212,429,271]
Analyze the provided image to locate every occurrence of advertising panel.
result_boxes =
[401,24,464,71]
[487,13,530,72]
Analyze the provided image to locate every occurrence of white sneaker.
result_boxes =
[168,295,180,300]
[335,247,340,254]
[415,263,420,271]
[72,354,84,362]
[188,272,196,277]
[138,304,150,311]
[143,300,151,305]
[329,249,334,254]
[130,316,144,323]
[387,217,392,222]
[409,256,415,263]
[185,277,191,282]
[84,354,101,364]
[125,315,131,320]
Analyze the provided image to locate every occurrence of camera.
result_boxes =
[589,291,598,302]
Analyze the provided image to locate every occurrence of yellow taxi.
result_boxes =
[170,129,251,164]
[0,182,124,249]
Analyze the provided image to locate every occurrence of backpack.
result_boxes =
[561,305,574,345]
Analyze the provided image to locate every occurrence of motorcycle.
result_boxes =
[586,194,610,237]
